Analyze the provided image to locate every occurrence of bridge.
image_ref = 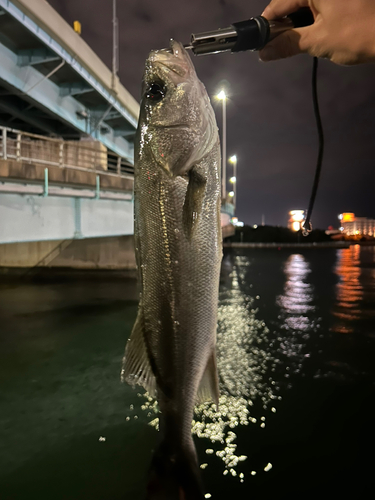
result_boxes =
[0,0,139,270]
[0,0,234,271]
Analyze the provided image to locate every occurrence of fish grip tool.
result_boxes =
[184,8,314,55]
[185,8,324,235]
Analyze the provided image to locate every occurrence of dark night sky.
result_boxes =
[48,0,375,228]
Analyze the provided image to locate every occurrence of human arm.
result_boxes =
[259,0,375,65]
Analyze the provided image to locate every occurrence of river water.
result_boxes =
[0,245,374,499]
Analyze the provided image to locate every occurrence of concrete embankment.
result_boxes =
[0,235,137,272]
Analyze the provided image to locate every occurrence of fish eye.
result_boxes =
[146,83,165,102]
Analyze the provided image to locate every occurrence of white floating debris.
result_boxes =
[223,470,228,476]
[205,449,214,455]
[271,407,276,413]
[239,473,244,478]
[125,416,130,421]
[200,463,208,469]
[130,404,134,410]
[98,436,106,442]
[251,471,256,476]
[261,416,266,421]
[260,423,266,428]
[204,494,212,499]
[264,463,273,472]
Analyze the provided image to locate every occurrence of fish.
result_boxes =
[122,40,222,500]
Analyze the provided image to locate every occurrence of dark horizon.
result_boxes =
[48,0,375,229]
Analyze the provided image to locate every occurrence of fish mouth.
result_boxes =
[149,40,192,77]
[151,123,189,130]
[154,60,185,77]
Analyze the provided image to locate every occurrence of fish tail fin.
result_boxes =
[145,439,205,500]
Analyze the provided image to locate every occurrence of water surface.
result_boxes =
[0,245,374,499]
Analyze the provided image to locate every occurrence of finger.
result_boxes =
[259,26,316,61]
[262,0,310,20]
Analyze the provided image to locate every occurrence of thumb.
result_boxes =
[259,26,315,61]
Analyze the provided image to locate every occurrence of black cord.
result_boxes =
[302,56,324,236]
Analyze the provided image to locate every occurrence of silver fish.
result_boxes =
[122,40,222,500]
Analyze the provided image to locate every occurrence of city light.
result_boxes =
[292,221,301,232]
[290,210,305,222]
[228,154,237,209]
[231,217,244,227]
[217,90,226,100]
[341,212,355,222]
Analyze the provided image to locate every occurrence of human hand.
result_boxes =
[259,0,375,65]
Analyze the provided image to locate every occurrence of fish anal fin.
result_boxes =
[182,167,207,239]
[196,349,220,408]
[121,311,157,398]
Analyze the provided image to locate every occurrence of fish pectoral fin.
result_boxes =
[182,166,207,239]
[121,310,157,398]
[196,349,220,408]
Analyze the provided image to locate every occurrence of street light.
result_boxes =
[216,90,227,200]
[229,154,237,211]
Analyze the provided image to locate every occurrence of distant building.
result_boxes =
[288,210,305,231]
[338,213,375,238]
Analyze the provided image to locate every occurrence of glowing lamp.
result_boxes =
[229,155,237,163]
[228,191,234,197]
[290,210,305,222]
[292,221,301,232]
[217,90,226,100]
[230,176,236,183]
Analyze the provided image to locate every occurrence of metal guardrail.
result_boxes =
[0,126,134,178]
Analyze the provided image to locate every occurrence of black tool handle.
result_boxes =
[232,7,314,52]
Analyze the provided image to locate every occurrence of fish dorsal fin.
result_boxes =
[121,309,157,398]
[182,166,207,239]
[196,349,220,408]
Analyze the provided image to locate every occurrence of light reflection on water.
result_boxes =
[275,254,319,374]
[332,245,375,335]
[332,245,363,333]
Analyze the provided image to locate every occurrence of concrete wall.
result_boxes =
[0,191,134,244]
[0,235,136,269]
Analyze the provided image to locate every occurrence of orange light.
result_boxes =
[342,212,355,222]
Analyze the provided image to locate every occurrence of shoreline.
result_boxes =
[223,241,374,249]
